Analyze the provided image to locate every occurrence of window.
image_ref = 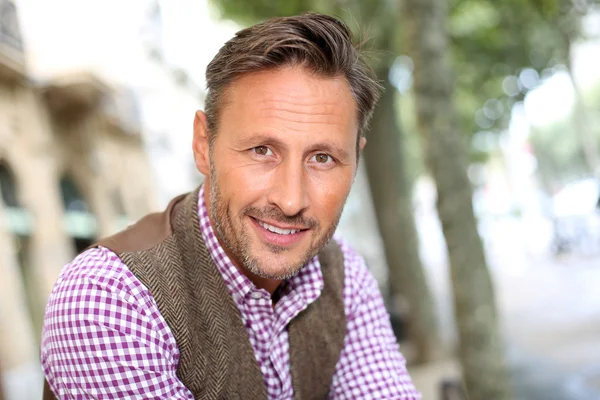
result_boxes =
[0,162,18,207]
[60,175,89,212]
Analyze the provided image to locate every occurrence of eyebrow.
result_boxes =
[236,134,286,150]
[237,133,351,161]
[307,142,351,161]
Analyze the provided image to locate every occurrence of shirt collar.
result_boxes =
[197,185,324,305]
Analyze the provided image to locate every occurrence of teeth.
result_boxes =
[257,220,300,235]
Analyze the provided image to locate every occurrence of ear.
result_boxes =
[354,136,367,176]
[359,136,367,151]
[192,110,211,176]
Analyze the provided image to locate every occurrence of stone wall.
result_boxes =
[0,72,156,399]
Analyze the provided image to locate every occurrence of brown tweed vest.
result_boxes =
[43,188,346,400]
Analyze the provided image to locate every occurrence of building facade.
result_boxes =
[0,1,156,397]
[1,1,394,398]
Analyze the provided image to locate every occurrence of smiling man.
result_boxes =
[41,13,420,400]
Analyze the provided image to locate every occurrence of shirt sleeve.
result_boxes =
[41,247,194,400]
[329,240,422,400]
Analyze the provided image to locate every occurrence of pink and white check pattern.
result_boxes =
[41,186,420,399]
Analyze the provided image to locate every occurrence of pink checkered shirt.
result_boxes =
[41,186,420,399]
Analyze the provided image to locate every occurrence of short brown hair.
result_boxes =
[204,12,381,152]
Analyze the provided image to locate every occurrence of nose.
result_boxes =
[267,158,309,216]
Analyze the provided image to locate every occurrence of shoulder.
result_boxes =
[48,246,149,304]
[55,246,128,283]
[43,246,164,344]
[41,247,187,398]
[334,236,376,287]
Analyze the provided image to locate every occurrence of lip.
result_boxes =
[251,216,307,231]
[249,216,309,247]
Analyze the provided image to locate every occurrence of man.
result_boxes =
[41,13,421,399]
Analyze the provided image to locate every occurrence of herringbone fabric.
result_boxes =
[95,188,345,399]
[41,185,421,399]
[118,190,267,399]
[289,240,346,400]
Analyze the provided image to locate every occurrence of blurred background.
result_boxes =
[0,0,599,399]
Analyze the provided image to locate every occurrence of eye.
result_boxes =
[311,153,334,164]
[253,146,273,156]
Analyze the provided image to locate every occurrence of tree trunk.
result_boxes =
[401,0,512,398]
[363,68,438,364]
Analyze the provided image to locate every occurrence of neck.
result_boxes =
[240,269,282,295]
[203,182,282,295]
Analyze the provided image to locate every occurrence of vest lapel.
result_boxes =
[169,189,267,399]
[289,240,346,400]
[119,189,266,399]
[78,187,346,400]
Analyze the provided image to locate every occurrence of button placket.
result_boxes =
[245,294,274,343]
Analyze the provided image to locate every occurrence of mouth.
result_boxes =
[249,216,309,247]
[255,219,304,235]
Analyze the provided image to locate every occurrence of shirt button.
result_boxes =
[250,291,263,300]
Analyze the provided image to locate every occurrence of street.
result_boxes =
[413,213,600,399]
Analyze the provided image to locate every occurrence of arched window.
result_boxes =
[0,161,32,236]
[0,161,39,336]
[0,161,18,208]
[60,175,89,212]
[59,175,96,253]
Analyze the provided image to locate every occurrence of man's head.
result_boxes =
[193,13,381,283]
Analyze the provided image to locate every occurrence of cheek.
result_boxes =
[214,157,273,207]
[309,171,353,219]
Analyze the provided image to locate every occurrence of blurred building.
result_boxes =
[2,1,392,398]
[0,1,155,396]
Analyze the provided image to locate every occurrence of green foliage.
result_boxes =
[450,0,563,136]
[211,0,401,66]
[450,2,501,37]
[208,0,598,168]
[213,0,314,25]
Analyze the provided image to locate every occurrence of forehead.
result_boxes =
[217,67,358,134]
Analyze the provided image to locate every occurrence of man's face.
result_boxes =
[194,66,362,280]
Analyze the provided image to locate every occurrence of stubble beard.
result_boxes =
[208,162,342,280]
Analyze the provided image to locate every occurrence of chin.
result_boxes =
[246,255,305,280]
